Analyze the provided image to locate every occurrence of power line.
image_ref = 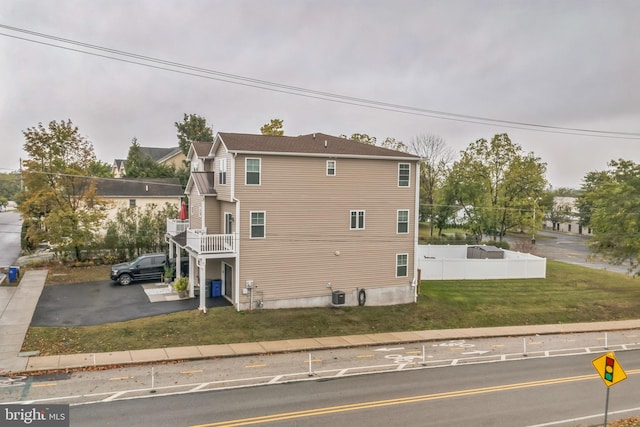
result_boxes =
[1,24,639,140]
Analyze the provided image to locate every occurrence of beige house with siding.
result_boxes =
[166,132,420,311]
[94,177,184,226]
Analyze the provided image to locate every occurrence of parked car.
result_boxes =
[110,253,188,285]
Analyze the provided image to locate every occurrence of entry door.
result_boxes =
[224,263,233,299]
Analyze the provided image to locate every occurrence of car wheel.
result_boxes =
[118,274,132,286]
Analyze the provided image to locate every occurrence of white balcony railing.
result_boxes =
[186,229,236,254]
[166,219,189,236]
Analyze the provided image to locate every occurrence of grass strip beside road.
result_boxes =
[22,260,640,356]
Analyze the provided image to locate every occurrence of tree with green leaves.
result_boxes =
[381,137,407,152]
[577,159,640,275]
[175,113,214,156]
[87,160,113,177]
[18,120,108,259]
[443,133,547,241]
[260,118,284,135]
[0,172,21,201]
[124,137,176,178]
[103,202,178,260]
[340,133,377,145]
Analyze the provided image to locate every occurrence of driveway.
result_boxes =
[31,280,231,327]
[507,230,632,275]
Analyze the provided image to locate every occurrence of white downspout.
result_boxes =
[413,159,421,303]
[232,151,241,312]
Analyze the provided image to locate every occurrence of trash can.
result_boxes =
[211,279,222,297]
[8,266,19,283]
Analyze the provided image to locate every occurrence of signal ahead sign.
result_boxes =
[592,352,627,387]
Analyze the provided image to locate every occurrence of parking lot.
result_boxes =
[31,280,230,327]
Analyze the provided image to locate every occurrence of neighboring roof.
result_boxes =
[94,178,184,198]
[191,172,216,195]
[139,146,182,162]
[192,142,214,158]
[113,159,126,168]
[216,133,420,159]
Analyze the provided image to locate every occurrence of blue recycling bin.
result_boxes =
[8,266,19,283]
[211,279,222,297]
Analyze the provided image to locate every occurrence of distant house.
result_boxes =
[111,146,186,177]
[94,177,184,225]
[111,159,126,178]
[166,132,421,311]
[543,196,591,235]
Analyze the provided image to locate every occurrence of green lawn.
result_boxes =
[22,260,640,356]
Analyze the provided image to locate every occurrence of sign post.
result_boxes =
[592,352,627,426]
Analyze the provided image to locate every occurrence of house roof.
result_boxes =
[139,146,182,162]
[217,133,420,159]
[192,142,214,158]
[94,178,184,197]
[190,172,216,195]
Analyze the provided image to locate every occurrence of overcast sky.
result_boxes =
[1,0,638,189]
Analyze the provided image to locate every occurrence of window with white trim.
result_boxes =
[396,253,408,277]
[326,160,336,176]
[219,158,227,185]
[397,210,409,234]
[246,158,261,185]
[129,199,136,208]
[350,210,365,230]
[250,211,266,238]
[398,163,410,187]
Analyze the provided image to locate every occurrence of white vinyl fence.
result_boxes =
[418,245,546,280]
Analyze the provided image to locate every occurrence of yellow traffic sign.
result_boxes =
[592,352,627,387]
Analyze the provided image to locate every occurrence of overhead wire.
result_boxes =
[1,24,639,140]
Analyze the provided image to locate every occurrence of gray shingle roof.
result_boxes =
[94,178,184,197]
[191,172,216,195]
[139,146,182,162]
[192,142,214,158]
[217,133,420,159]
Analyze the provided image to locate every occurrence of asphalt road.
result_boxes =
[31,281,231,326]
[67,350,640,427]
[508,230,631,275]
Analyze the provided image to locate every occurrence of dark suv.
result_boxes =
[110,253,187,285]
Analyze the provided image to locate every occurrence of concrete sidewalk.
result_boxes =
[3,270,640,374]
[0,270,47,373]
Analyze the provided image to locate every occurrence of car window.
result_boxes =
[138,258,151,267]
[155,256,165,265]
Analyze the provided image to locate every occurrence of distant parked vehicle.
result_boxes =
[110,253,188,285]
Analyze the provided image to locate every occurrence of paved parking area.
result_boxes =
[31,281,231,327]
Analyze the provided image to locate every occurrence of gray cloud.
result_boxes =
[1,0,639,189]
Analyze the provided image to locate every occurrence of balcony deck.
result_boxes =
[186,229,236,255]
[166,219,189,236]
